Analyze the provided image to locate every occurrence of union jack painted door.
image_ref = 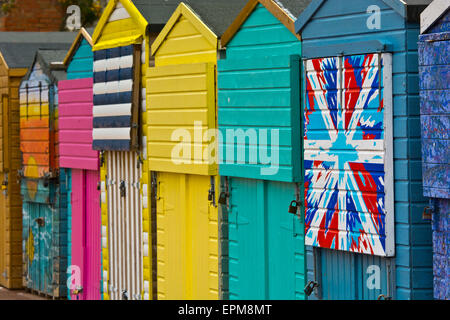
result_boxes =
[304,53,394,257]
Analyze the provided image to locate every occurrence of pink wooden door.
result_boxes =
[71,169,101,300]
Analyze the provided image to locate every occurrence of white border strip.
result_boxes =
[383,52,395,257]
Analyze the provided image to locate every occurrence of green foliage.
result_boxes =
[1,0,16,14]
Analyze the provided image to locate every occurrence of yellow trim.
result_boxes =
[151,2,218,56]
[8,68,27,77]
[0,50,9,69]
[63,28,93,67]
[93,35,143,51]
[92,0,148,46]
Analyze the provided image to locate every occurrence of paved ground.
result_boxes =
[0,287,47,300]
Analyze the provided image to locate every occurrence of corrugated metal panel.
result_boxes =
[147,62,217,175]
[304,53,395,257]
[299,0,433,299]
[105,151,143,300]
[92,44,141,151]
[156,172,218,299]
[59,78,98,170]
[305,246,394,300]
[226,177,305,299]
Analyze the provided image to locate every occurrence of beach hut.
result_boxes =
[19,48,71,298]
[147,0,246,300]
[295,0,433,299]
[217,0,310,300]
[0,33,75,290]
[91,0,183,300]
[58,27,102,300]
[418,0,449,300]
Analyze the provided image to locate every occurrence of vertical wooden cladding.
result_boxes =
[105,151,144,300]
[156,172,219,300]
[147,62,217,175]
[0,59,25,289]
[1,94,9,172]
[58,78,98,170]
[227,178,305,299]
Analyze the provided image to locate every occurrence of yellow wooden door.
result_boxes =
[156,172,219,300]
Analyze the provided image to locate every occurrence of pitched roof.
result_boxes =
[134,0,248,34]
[420,0,449,33]
[63,27,93,66]
[0,32,76,69]
[295,0,433,33]
[151,1,249,55]
[23,49,69,83]
[221,0,311,47]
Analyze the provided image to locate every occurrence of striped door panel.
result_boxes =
[93,45,140,151]
[105,151,143,300]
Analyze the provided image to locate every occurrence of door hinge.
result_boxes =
[218,177,229,208]
[208,176,216,207]
[120,181,126,198]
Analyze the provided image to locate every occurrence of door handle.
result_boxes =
[35,217,45,227]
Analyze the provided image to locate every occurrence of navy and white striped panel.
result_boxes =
[93,45,135,151]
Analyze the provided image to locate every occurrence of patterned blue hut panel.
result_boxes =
[93,44,140,151]
[304,53,394,257]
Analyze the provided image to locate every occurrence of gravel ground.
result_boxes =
[0,287,47,300]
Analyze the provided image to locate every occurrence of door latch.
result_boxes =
[208,176,216,207]
[35,217,45,227]
[120,181,126,198]
[304,280,319,296]
[71,286,83,296]
[99,151,105,168]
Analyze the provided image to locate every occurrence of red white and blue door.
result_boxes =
[304,53,394,257]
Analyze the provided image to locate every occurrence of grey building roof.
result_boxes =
[134,0,248,36]
[0,32,77,69]
[274,0,313,19]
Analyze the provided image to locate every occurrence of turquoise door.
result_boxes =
[21,175,68,297]
[226,177,305,299]
[23,200,54,294]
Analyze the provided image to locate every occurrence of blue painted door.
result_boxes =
[306,246,394,300]
[23,201,54,294]
[226,177,305,299]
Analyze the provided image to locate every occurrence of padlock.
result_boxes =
[288,200,299,214]
[304,281,318,296]
[218,192,228,205]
